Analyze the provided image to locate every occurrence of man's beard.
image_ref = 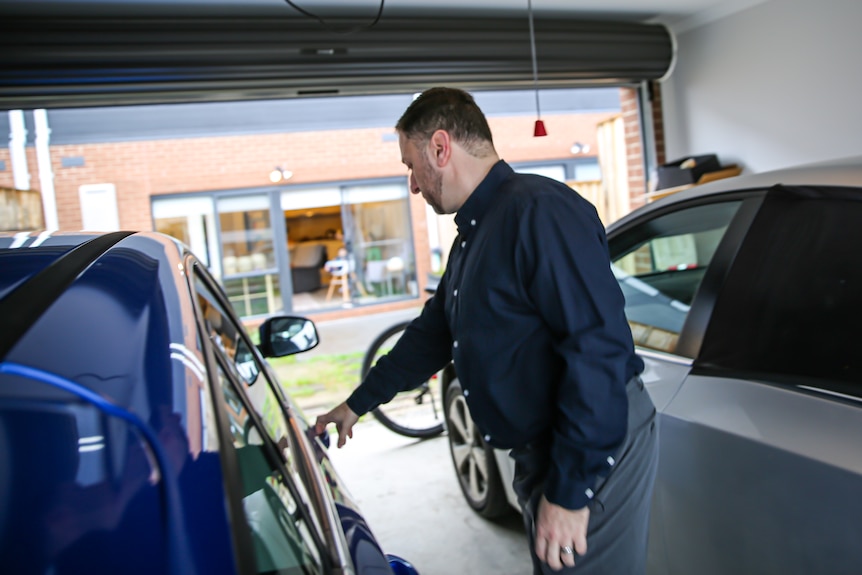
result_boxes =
[421,157,446,214]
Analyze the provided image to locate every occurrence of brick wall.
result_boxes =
[20,110,613,232]
[652,82,667,168]
[0,149,13,190]
[0,94,666,242]
[621,81,666,211]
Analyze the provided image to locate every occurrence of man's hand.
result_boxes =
[534,495,590,571]
[314,402,359,448]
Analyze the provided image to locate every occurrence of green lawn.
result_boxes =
[268,350,364,399]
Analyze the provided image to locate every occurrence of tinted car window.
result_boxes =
[196,279,260,385]
[698,186,862,393]
[212,363,323,575]
[610,200,742,354]
[194,270,324,574]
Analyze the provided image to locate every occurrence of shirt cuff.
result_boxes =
[346,385,379,416]
[544,473,596,511]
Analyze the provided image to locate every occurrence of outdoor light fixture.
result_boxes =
[269,166,293,183]
[528,0,547,137]
[570,142,591,154]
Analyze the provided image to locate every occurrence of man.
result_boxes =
[315,87,658,574]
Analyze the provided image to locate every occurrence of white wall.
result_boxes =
[662,0,862,174]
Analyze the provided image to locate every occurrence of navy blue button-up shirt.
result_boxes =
[348,160,643,509]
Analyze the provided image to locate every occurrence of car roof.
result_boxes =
[0,231,196,414]
[0,232,104,300]
[610,154,862,231]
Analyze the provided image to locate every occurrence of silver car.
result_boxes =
[442,155,862,575]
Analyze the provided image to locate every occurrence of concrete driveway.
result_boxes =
[328,419,532,575]
[309,308,532,575]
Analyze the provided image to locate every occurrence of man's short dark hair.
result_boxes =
[396,87,495,157]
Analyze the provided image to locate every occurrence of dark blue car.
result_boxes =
[0,230,419,575]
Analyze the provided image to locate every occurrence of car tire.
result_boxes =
[444,378,510,519]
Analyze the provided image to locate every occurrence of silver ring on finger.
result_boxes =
[561,545,574,555]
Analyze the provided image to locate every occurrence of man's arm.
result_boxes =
[346,282,453,416]
[516,187,634,559]
[315,274,454,446]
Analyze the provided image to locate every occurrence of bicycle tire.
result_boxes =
[361,319,445,438]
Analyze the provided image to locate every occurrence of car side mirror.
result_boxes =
[258,316,319,358]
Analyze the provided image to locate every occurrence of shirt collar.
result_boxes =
[454,160,513,235]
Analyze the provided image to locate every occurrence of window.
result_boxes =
[152,196,217,270]
[610,200,742,354]
[79,183,120,231]
[282,182,416,308]
[698,186,862,393]
[219,195,281,318]
[193,270,324,574]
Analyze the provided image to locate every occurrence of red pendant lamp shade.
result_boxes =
[528,0,546,137]
[533,119,547,137]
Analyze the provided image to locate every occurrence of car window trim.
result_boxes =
[186,257,259,575]
[252,344,357,570]
[207,343,332,572]
[189,260,335,573]
[636,348,694,366]
[608,190,764,360]
[675,193,765,358]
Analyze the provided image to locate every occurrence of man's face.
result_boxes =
[399,132,447,214]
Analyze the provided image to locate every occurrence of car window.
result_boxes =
[196,282,260,385]
[610,200,742,355]
[212,362,324,575]
[698,186,862,394]
[193,270,324,574]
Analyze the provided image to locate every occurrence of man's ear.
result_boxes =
[428,129,452,167]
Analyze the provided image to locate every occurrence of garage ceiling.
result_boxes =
[0,0,753,109]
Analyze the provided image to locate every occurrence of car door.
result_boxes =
[190,262,333,574]
[607,192,763,574]
[654,185,862,575]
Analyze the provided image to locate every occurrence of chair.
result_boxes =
[325,256,367,303]
[385,256,405,294]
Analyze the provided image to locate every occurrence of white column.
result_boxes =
[34,109,59,230]
[8,110,30,191]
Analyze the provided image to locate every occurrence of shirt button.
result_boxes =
[463,389,469,397]
[607,456,615,466]
[453,289,458,296]
[484,435,491,442]
[585,488,594,499]
[461,240,466,248]
[453,341,459,348]
[471,219,476,226]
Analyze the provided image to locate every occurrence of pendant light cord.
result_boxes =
[528,0,541,118]
[284,0,385,34]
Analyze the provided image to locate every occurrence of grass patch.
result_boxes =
[268,351,365,398]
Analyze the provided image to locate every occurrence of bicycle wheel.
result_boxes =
[361,320,445,438]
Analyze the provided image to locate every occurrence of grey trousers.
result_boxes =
[510,376,658,575]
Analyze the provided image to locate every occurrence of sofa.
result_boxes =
[290,242,328,293]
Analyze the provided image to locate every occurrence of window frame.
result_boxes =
[186,256,334,574]
[607,190,765,359]
[694,185,862,399]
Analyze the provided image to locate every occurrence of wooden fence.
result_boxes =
[0,187,45,231]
